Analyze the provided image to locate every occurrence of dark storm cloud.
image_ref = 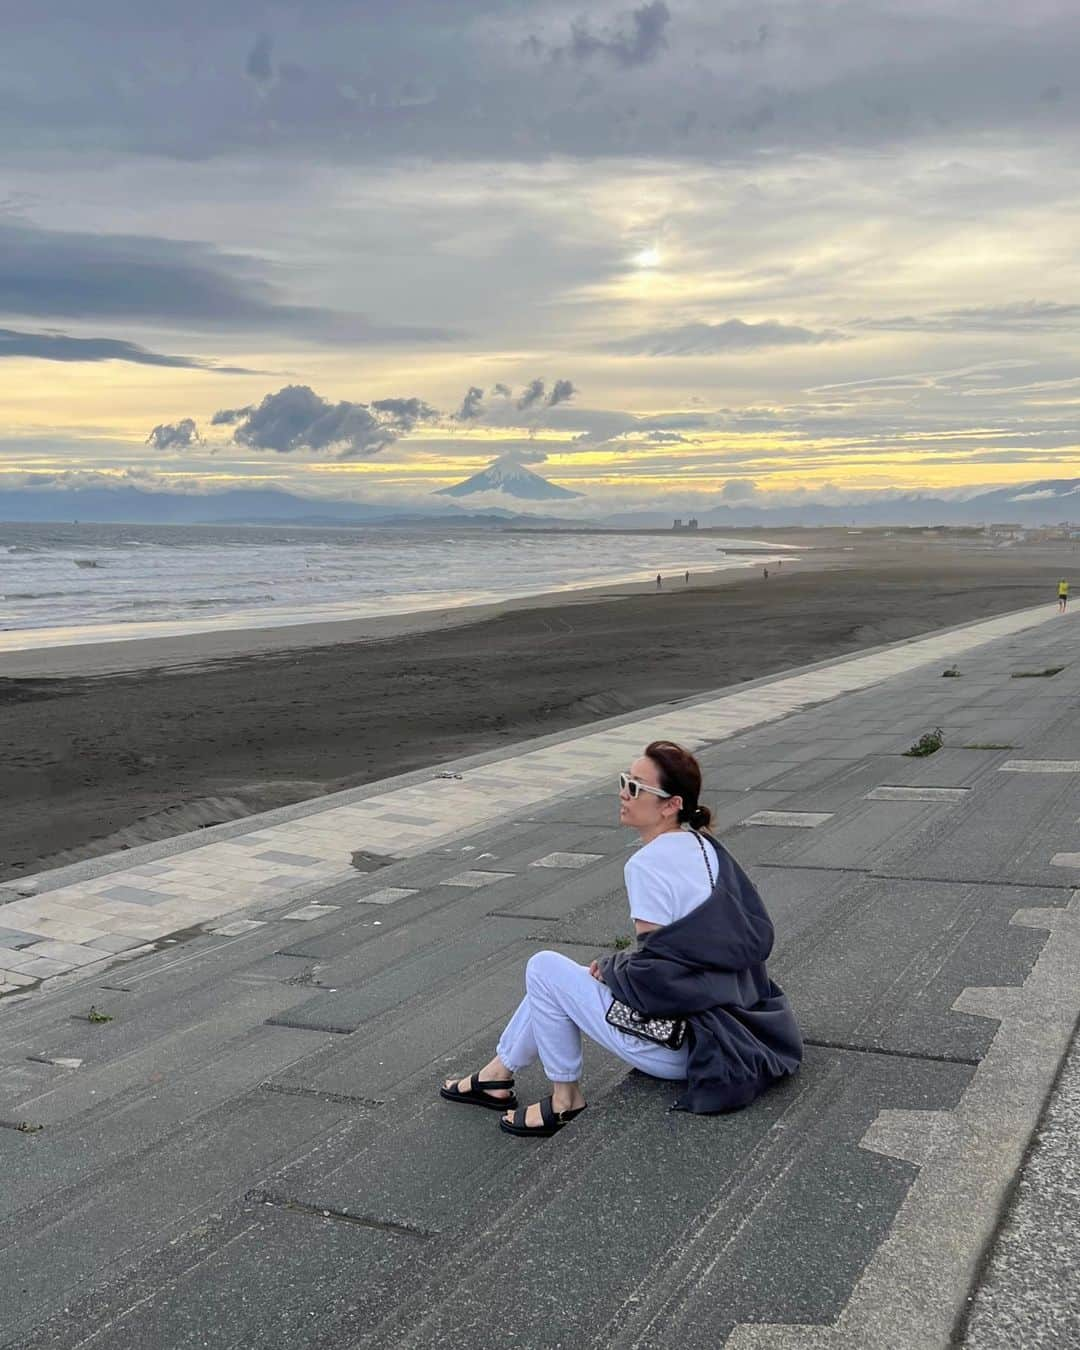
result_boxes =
[0,327,252,370]
[604,319,844,356]
[146,418,202,450]
[213,383,439,458]
[0,220,454,342]
[547,378,576,406]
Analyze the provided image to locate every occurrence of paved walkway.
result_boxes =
[1,601,1071,996]
[2,600,1079,1349]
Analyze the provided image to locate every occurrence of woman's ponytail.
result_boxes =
[644,740,713,832]
[689,803,713,831]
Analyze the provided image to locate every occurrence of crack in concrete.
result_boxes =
[247,1189,435,1240]
[259,1082,384,1108]
[801,1038,981,1067]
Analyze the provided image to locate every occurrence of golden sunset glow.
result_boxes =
[2,3,1079,524]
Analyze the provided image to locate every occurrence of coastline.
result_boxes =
[0,538,1065,882]
[0,553,829,679]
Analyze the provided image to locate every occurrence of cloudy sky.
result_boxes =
[2,0,1079,513]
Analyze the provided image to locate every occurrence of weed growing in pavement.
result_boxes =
[904,727,944,757]
[86,1006,112,1023]
[612,935,633,950]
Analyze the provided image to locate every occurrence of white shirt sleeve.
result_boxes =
[624,850,676,926]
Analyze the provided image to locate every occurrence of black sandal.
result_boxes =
[498,1094,587,1138]
[439,1073,518,1111]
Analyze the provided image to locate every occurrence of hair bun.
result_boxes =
[690,805,707,825]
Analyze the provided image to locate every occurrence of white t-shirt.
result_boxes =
[624,829,714,928]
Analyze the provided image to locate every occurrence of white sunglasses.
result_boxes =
[619,772,672,800]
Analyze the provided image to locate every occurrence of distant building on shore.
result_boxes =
[672,518,699,530]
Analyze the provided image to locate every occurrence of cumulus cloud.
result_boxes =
[213,383,438,458]
[534,2,672,69]
[492,383,512,398]
[517,377,547,410]
[146,418,202,450]
[719,478,759,502]
[499,446,549,465]
[370,396,438,425]
[515,377,577,410]
[0,466,187,492]
[604,319,845,356]
[211,405,253,425]
[455,385,486,421]
[0,326,253,371]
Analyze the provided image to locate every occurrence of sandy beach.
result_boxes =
[0,533,1068,882]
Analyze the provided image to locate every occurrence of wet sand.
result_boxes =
[0,536,1065,881]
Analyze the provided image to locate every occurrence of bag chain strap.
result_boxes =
[691,828,714,887]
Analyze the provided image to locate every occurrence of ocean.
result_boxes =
[0,521,793,650]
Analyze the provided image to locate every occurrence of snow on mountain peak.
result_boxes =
[434,456,584,500]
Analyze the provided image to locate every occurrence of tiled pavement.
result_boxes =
[1,601,1075,995]
[3,601,1080,1348]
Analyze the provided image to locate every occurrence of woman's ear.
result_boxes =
[666,795,683,818]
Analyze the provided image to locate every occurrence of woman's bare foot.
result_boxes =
[504,1081,586,1128]
[443,1054,514,1102]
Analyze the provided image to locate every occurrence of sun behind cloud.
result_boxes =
[631,246,662,269]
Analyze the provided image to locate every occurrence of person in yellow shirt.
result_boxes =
[1058,578,1069,612]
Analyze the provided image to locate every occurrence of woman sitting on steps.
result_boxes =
[440,739,803,1137]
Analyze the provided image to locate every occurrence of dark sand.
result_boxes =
[0,537,1067,882]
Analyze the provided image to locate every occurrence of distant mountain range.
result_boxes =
[596,479,1080,529]
[1,477,1079,528]
[0,487,527,527]
[434,456,584,500]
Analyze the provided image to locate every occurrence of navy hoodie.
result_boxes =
[598,832,803,1114]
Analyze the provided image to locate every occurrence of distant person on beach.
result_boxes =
[656,573,662,589]
[440,741,803,1136]
[1059,578,1069,611]
[685,570,690,584]
[763,567,769,580]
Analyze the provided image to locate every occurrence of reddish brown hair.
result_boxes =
[644,740,713,831]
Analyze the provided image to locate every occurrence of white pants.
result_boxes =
[496,949,689,1084]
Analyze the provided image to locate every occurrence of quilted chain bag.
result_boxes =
[604,998,688,1049]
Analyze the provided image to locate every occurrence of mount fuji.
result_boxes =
[435,456,584,501]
